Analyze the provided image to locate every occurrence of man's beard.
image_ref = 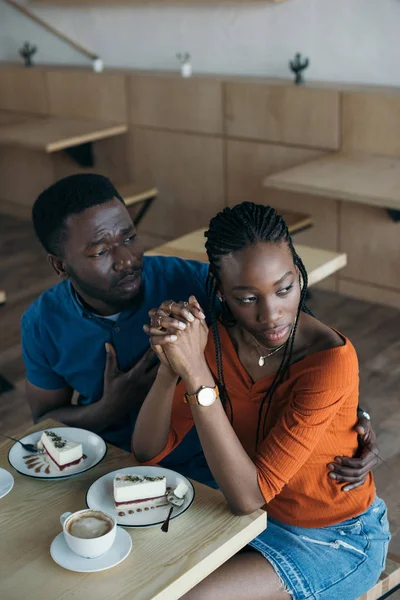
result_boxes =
[67,267,144,313]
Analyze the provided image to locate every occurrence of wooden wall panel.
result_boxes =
[227,140,339,292]
[0,147,54,215]
[127,74,223,134]
[225,81,340,149]
[127,129,224,239]
[339,203,400,291]
[339,279,400,310]
[226,139,324,206]
[0,67,48,114]
[46,70,127,122]
[263,189,340,292]
[342,91,400,157]
[52,134,130,186]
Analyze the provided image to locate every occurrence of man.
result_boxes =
[22,174,377,487]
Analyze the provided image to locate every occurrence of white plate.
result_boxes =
[50,527,132,573]
[86,466,195,528]
[0,468,14,498]
[8,427,107,480]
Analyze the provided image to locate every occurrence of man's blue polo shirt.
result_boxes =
[21,255,212,476]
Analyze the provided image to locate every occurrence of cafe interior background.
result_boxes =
[0,0,399,597]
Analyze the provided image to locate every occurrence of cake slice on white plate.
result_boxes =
[37,430,83,471]
[113,473,167,509]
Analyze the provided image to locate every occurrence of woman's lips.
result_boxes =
[259,325,290,343]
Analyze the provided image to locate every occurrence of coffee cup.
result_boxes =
[60,509,116,558]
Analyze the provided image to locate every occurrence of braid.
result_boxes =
[206,273,233,423]
[204,202,311,450]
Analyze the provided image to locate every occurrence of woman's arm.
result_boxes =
[184,363,266,515]
[131,365,178,462]
[160,311,266,516]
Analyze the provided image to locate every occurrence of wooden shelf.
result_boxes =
[119,182,158,207]
[0,116,127,153]
[264,153,400,211]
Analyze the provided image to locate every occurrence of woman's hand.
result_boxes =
[150,296,209,380]
[145,296,208,379]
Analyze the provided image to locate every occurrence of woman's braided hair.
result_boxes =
[204,202,311,448]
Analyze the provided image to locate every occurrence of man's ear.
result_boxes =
[48,254,67,278]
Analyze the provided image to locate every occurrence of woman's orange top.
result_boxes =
[142,323,375,527]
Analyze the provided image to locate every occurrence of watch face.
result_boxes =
[197,387,217,407]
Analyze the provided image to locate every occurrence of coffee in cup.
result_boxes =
[60,509,116,558]
[66,510,113,539]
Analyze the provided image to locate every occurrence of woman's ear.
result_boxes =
[296,265,304,290]
[216,287,225,302]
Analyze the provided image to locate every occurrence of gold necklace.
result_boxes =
[250,324,295,367]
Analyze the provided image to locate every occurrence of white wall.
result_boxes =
[0,0,399,86]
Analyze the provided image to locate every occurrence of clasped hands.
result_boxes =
[143,295,208,379]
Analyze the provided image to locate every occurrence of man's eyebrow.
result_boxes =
[86,226,134,249]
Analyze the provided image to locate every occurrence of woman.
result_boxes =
[132,203,390,600]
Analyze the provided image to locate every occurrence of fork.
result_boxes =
[0,433,39,453]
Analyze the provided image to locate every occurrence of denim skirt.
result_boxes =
[248,496,391,600]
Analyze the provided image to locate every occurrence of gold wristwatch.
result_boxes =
[184,385,219,407]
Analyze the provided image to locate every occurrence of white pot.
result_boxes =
[180,62,192,78]
[92,58,104,73]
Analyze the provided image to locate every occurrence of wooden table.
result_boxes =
[263,153,400,211]
[0,116,127,153]
[0,420,266,600]
[146,229,347,287]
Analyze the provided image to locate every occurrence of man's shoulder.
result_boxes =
[21,281,71,328]
[144,255,208,283]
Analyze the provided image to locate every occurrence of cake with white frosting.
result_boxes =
[113,473,167,509]
[37,430,83,471]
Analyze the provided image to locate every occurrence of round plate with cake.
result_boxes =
[8,427,107,479]
[86,466,195,528]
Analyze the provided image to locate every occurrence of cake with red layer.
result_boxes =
[37,430,83,471]
[113,473,167,509]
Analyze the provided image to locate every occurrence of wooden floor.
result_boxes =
[1,214,400,564]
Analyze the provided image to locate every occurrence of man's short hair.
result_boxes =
[32,173,124,256]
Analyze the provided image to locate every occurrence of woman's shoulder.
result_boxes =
[292,315,358,388]
[305,316,345,353]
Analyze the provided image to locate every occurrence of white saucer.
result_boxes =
[0,468,14,498]
[50,527,132,573]
[8,427,107,480]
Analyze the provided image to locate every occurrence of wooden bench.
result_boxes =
[358,553,400,600]
[146,227,347,287]
[118,182,158,227]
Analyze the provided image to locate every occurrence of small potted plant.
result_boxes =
[19,42,37,68]
[289,52,310,85]
[176,52,192,78]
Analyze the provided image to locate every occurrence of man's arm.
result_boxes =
[328,411,379,491]
[25,381,127,432]
[25,345,159,433]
